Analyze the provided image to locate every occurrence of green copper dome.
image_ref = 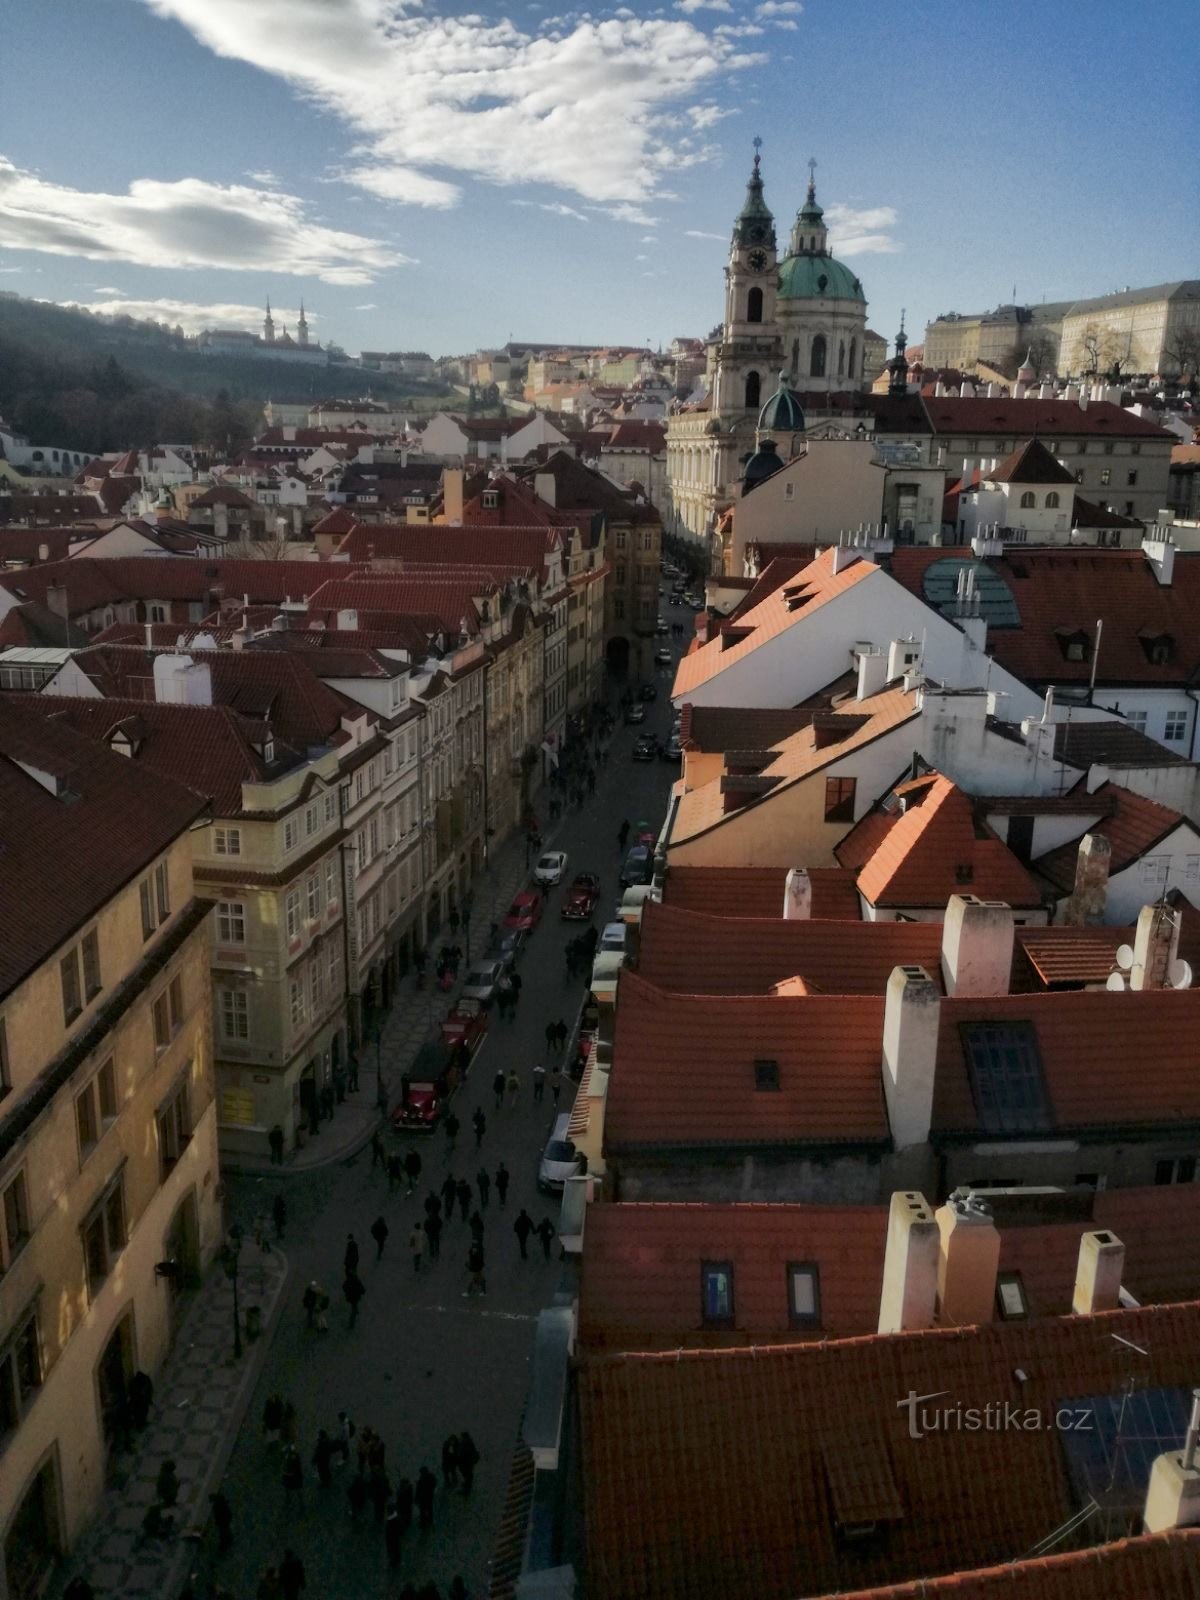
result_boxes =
[758,372,805,434]
[776,253,865,304]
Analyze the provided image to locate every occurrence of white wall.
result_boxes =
[1052,822,1200,924]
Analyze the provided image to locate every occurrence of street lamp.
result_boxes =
[221,1222,244,1360]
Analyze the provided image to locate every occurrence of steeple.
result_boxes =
[263,297,275,344]
[733,137,776,250]
[297,300,309,348]
[790,157,828,256]
[888,311,909,398]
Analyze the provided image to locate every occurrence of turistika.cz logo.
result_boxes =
[897,1390,1095,1441]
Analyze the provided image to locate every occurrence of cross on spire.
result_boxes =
[752,134,763,173]
[806,155,817,198]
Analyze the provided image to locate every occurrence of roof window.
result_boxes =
[960,1020,1052,1135]
[754,1057,780,1091]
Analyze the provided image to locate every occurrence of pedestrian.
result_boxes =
[371,1128,384,1168]
[514,1208,534,1260]
[409,1222,425,1272]
[337,1409,355,1464]
[532,1064,546,1102]
[506,1068,520,1107]
[263,1391,284,1445]
[535,1216,556,1260]
[395,1473,414,1535]
[334,1064,347,1103]
[344,1233,360,1276]
[425,1189,441,1221]
[347,1472,367,1520]
[387,1153,402,1193]
[469,1209,485,1243]
[492,1069,505,1110]
[509,971,523,1007]
[281,1448,303,1513]
[257,1567,282,1600]
[544,1020,556,1056]
[549,1067,563,1105]
[385,1500,402,1565]
[348,1052,359,1092]
[315,1284,330,1332]
[554,1018,568,1051]
[210,1489,233,1552]
[477,1168,491,1208]
[405,1148,422,1194]
[495,1161,510,1208]
[155,1459,179,1508]
[279,1548,306,1600]
[370,1215,389,1260]
[457,1431,480,1494]
[442,1434,459,1487]
[456,1177,472,1221]
[472,1106,486,1149]
[269,1123,285,1165]
[313,1428,335,1488]
[444,1111,460,1153]
[320,1082,335,1122]
[424,1211,442,1259]
[369,1467,390,1523]
[343,1270,365,1327]
[128,1368,153,1430]
[466,1239,487,1295]
[441,1172,458,1217]
[415,1466,437,1528]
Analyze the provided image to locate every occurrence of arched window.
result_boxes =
[838,340,846,378]
[744,371,761,409]
[810,336,826,378]
[1045,491,1060,509]
[791,338,800,377]
[747,287,763,324]
[848,337,858,379]
[1019,491,1036,509]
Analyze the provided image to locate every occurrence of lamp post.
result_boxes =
[222,1222,244,1360]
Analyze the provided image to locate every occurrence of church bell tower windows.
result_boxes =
[810,336,827,378]
[747,287,764,324]
[744,372,762,409]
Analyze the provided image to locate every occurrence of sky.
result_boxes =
[1,0,1197,360]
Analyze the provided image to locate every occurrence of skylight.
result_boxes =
[960,1021,1052,1134]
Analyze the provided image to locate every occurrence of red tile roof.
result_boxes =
[662,865,861,920]
[1015,925,1130,987]
[921,395,1171,440]
[1036,781,1189,890]
[984,438,1079,485]
[677,703,816,752]
[337,522,558,570]
[579,1299,1200,1600]
[304,575,483,633]
[606,972,889,1151]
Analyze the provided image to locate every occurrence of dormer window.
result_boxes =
[754,1057,780,1091]
[482,488,499,509]
[1055,627,1091,663]
[1140,631,1174,665]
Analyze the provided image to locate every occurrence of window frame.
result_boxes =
[1,1170,30,1270]
[0,1303,43,1437]
[219,987,249,1042]
[81,1171,127,1300]
[217,900,246,944]
[60,948,83,1025]
[995,1270,1029,1320]
[700,1260,735,1329]
[787,1261,822,1330]
[214,826,242,857]
[824,775,857,824]
[139,878,155,941]
[154,861,170,922]
[1164,710,1188,743]
[81,929,102,1001]
[157,1074,192,1182]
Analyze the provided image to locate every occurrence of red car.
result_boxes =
[504,888,544,932]
[561,872,601,920]
[440,998,488,1058]
[391,1080,442,1134]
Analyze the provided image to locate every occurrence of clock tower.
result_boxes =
[712,140,783,417]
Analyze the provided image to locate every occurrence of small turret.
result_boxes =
[733,137,776,250]
[263,297,275,344]
[888,312,909,398]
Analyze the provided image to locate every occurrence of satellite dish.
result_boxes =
[1115,944,1135,971]
[1105,972,1127,992]
[1169,958,1193,991]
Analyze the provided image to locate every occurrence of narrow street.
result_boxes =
[195,642,683,1598]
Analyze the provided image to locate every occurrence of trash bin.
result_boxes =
[245,1305,262,1342]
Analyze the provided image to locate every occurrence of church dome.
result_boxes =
[742,437,785,491]
[777,253,865,304]
[758,372,806,433]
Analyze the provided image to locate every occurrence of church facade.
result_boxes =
[665,151,872,553]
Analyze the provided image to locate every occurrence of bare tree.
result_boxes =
[1164,324,1200,381]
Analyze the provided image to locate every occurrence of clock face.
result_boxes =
[747,249,768,272]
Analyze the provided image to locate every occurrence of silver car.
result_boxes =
[460,959,505,1004]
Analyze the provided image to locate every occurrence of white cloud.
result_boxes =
[0,158,409,283]
[59,297,311,335]
[513,199,590,220]
[769,17,798,27]
[824,202,901,256]
[591,201,660,225]
[91,284,127,294]
[688,103,732,130]
[674,0,732,11]
[141,0,754,210]
[714,21,764,33]
[640,233,657,242]
[353,302,378,311]
[754,0,801,13]
[246,168,280,185]
[685,228,725,240]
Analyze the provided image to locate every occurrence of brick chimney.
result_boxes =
[1072,1229,1125,1315]
[940,894,1014,998]
[877,1190,939,1334]
[782,867,811,920]
[935,1192,1000,1326]
[1145,1390,1200,1533]
[881,965,940,1151]
[1130,902,1181,991]
[1059,831,1111,926]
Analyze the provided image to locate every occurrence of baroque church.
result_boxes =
[665,148,873,550]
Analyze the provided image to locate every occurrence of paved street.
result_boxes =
[191,647,682,1599]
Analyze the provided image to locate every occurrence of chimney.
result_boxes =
[1060,831,1111,926]
[881,966,940,1151]
[831,543,860,575]
[1142,534,1176,587]
[37,542,49,561]
[877,1190,939,1334]
[855,646,888,701]
[46,584,69,621]
[442,467,464,526]
[337,608,360,631]
[886,637,922,683]
[935,1192,1001,1326]
[534,471,557,508]
[1130,902,1181,991]
[1144,1389,1200,1533]
[941,894,1014,997]
[1072,1229,1125,1315]
[782,867,812,920]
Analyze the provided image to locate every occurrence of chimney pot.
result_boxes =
[941,894,1014,997]
[1072,1229,1125,1315]
[1131,902,1181,991]
[881,965,940,1151]
[877,1190,938,1334]
[1061,831,1111,926]
[935,1192,1001,1326]
[1145,1390,1200,1533]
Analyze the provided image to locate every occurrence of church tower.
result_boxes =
[297,301,310,348]
[263,298,275,345]
[712,140,783,417]
[888,312,909,397]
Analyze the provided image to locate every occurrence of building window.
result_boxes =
[2,1170,31,1270]
[1100,468,1111,487]
[996,1271,1029,1320]
[217,901,246,943]
[325,859,338,908]
[0,1017,9,1099]
[155,862,170,921]
[1165,710,1188,743]
[746,286,763,324]
[1124,501,1135,516]
[82,1175,127,1298]
[701,1261,735,1327]
[1155,1156,1198,1185]
[219,988,249,1041]
[1045,492,1060,509]
[139,879,155,941]
[1127,470,1138,487]
[787,1262,821,1329]
[824,775,857,823]
[324,793,337,824]
[61,949,83,1024]
[286,888,301,939]
[157,1078,192,1181]
[754,1057,780,1091]
[810,335,827,378]
[306,874,321,921]
[1126,710,1148,733]
[0,1307,42,1436]
[1103,442,1114,455]
[284,818,298,853]
[290,977,306,1030]
[76,1059,117,1160]
[1018,491,1036,509]
[1131,443,1141,456]
[744,371,761,409]
[214,826,241,856]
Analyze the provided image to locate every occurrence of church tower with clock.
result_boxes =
[711,142,784,417]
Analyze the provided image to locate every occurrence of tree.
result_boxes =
[1164,324,1200,381]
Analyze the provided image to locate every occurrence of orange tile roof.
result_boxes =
[1036,781,1188,891]
[1016,925,1131,987]
[662,865,861,920]
[579,1299,1200,1600]
[605,972,889,1151]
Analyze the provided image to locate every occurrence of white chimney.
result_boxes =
[831,543,860,575]
[855,646,888,701]
[877,1190,939,1334]
[886,637,922,684]
[881,965,940,1151]
[782,868,812,920]
[1072,1229,1125,1315]
[38,542,49,561]
[1142,534,1176,587]
[940,894,1014,998]
[935,1192,1001,1326]
[1130,903,1181,991]
[1145,1389,1200,1533]
[534,471,557,508]
[337,608,360,631]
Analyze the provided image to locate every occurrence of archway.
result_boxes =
[6,1457,62,1600]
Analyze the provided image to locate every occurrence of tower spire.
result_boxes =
[263,297,275,344]
[733,137,775,248]
[888,311,909,398]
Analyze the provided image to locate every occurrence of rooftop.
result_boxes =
[1036,781,1189,891]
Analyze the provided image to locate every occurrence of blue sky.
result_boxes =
[1,0,1196,360]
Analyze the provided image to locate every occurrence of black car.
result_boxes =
[620,844,653,886]
[638,682,657,702]
[623,703,646,725]
[632,736,658,761]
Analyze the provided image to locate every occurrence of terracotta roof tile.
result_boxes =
[662,865,861,920]
[920,395,1171,440]
[984,438,1079,486]
[678,704,816,752]
[1036,781,1187,890]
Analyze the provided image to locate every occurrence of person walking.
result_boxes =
[495,1161,510,1208]
[444,1111,460,1154]
[424,1211,442,1260]
[544,1020,557,1057]
[476,1167,491,1208]
[281,1448,303,1514]
[469,1209,485,1244]
[425,1189,442,1221]
[337,1410,355,1465]
[506,1068,520,1107]
[441,1172,458,1218]
[371,1128,385,1169]
[535,1216,556,1260]
[269,1123,285,1164]
[549,1066,563,1106]
[554,1018,568,1052]
[385,1500,402,1566]
[492,1068,505,1110]
[312,1428,335,1489]
[209,1489,233,1553]
[513,1208,534,1260]
[456,1177,472,1221]
[409,1222,425,1272]
[263,1391,284,1446]
[279,1549,306,1600]
[457,1431,480,1494]
[344,1233,360,1276]
[272,1194,287,1240]
[370,1215,390,1261]
[343,1270,365,1328]
[387,1153,402,1194]
[405,1147,422,1195]
[618,819,630,851]
[509,971,523,1009]
[466,1239,487,1295]
[472,1106,486,1149]
[155,1460,180,1509]
[442,1434,459,1488]
[347,1472,368,1520]
[532,1064,546,1102]
[415,1466,437,1529]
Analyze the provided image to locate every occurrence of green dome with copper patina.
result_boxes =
[776,253,865,304]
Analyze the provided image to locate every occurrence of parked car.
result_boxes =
[533,850,568,887]
[624,703,646,725]
[655,619,669,635]
[599,921,627,954]
[504,888,543,932]
[562,872,601,920]
[538,1113,584,1192]
[440,997,488,1057]
[392,1078,443,1134]
[661,734,682,761]
[633,735,658,761]
[636,824,658,847]
[460,959,505,1004]
[638,682,657,702]
[620,844,653,887]
[485,926,526,970]
[655,648,672,666]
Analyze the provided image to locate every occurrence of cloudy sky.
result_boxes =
[1,0,1196,357]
